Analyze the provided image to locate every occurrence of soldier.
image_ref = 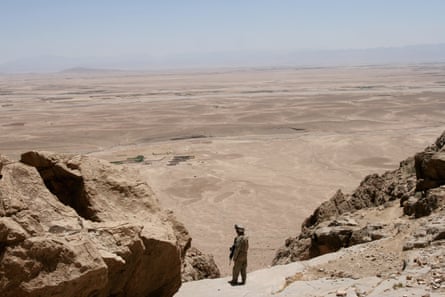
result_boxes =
[229,224,249,285]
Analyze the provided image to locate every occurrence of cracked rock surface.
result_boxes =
[1,151,191,297]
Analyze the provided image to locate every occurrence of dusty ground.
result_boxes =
[1,65,444,275]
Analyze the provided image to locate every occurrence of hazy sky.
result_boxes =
[1,0,445,64]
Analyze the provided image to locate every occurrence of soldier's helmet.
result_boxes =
[234,224,245,232]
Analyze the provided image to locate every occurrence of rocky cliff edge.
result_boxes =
[0,151,218,297]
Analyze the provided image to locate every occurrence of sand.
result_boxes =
[1,65,444,275]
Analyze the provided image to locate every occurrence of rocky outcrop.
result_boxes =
[274,210,398,265]
[273,131,445,266]
[403,186,445,218]
[403,210,445,251]
[0,151,190,297]
[302,156,417,230]
[414,130,445,191]
[181,247,220,282]
[402,131,445,218]
[415,151,445,191]
[274,162,415,265]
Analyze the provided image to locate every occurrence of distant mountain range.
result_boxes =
[1,44,445,73]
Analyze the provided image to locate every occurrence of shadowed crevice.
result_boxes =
[20,152,100,222]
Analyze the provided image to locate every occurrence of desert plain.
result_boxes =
[1,65,445,275]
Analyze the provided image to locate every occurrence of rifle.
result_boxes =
[229,238,236,264]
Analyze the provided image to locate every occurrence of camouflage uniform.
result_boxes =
[231,226,249,284]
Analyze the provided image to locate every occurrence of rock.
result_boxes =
[403,239,430,250]
[402,208,445,251]
[435,131,445,150]
[415,151,445,191]
[351,223,389,244]
[336,289,347,296]
[182,247,221,282]
[0,151,191,297]
[425,186,445,211]
[328,217,359,227]
[313,226,356,256]
[425,216,445,242]
[403,196,418,216]
[273,236,312,265]
[412,196,437,218]
[302,190,349,228]
[403,187,445,218]
[313,223,391,256]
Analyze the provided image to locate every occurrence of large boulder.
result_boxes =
[415,151,445,191]
[415,130,445,191]
[181,247,220,282]
[403,186,445,218]
[0,151,190,297]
